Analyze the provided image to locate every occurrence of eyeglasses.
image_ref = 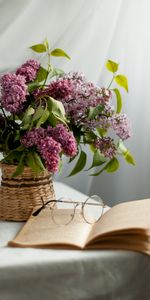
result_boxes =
[33,195,105,225]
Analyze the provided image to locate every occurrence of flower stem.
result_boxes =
[108,74,115,89]
[42,47,51,88]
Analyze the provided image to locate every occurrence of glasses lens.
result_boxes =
[83,195,104,224]
[50,198,75,225]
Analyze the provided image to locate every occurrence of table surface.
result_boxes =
[0,181,150,300]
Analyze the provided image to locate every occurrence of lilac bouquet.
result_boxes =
[0,40,135,177]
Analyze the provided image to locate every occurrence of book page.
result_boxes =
[8,208,92,249]
[87,236,150,255]
[86,199,150,246]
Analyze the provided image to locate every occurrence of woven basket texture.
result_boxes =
[0,164,56,221]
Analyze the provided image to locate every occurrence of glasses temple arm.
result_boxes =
[32,199,56,216]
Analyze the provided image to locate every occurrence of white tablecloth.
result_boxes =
[0,182,150,300]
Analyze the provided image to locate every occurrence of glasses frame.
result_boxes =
[32,196,105,225]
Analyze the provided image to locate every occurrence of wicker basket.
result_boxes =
[0,164,56,221]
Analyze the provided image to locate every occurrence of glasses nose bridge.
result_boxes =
[74,202,80,210]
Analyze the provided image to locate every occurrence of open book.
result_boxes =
[8,199,150,255]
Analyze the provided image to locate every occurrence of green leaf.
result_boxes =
[36,66,49,82]
[26,152,43,173]
[47,112,57,127]
[87,149,106,170]
[21,121,32,130]
[71,125,81,144]
[53,68,64,76]
[96,127,107,137]
[47,97,65,118]
[87,105,104,120]
[5,131,16,152]
[52,114,68,126]
[12,153,25,177]
[50,48,71,60]
[22,106,35,123]
[26,107,35,116]
[44,38,49,50]
[48,110,68,127]
[21,106,35,130]
[106,157,119,172]
[89,144,96,152]
[90,164,107,176]
[28,82,40,93]
[124,151,136,165]
[117,139,127,155]
[90,157,119,176]
[33,152,46,171]
[32,106,44,122]
[2,150,23,164]
[69,152,78,163]
[36,109,49,128]
[113,88,122,113]
[106,60,119,73]
[14,145,25,151]
[118,141,135,166]
[58,159,63,173]
[83,131,97,143]
[68,150,87,176]
[115,74,128,92]
[49,67,65,78]
[30,43,47,53]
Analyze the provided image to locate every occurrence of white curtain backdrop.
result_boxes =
[0,0,150,206]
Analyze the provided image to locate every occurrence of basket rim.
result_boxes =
[0,162,53,179]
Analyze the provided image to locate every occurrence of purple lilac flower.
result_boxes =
[16,59,40,82]
[95,137,117,159]
[0,73,28,113]
[39,79,74,101]
[34,72,112,126]
[111,113,131,140]
[38,136,62,173]
[47,124,77,157]
[21,128,46,148]
[100,87,112,101]
[21,123,77,160]
[83,116,109,131]
[81,102,114,131]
